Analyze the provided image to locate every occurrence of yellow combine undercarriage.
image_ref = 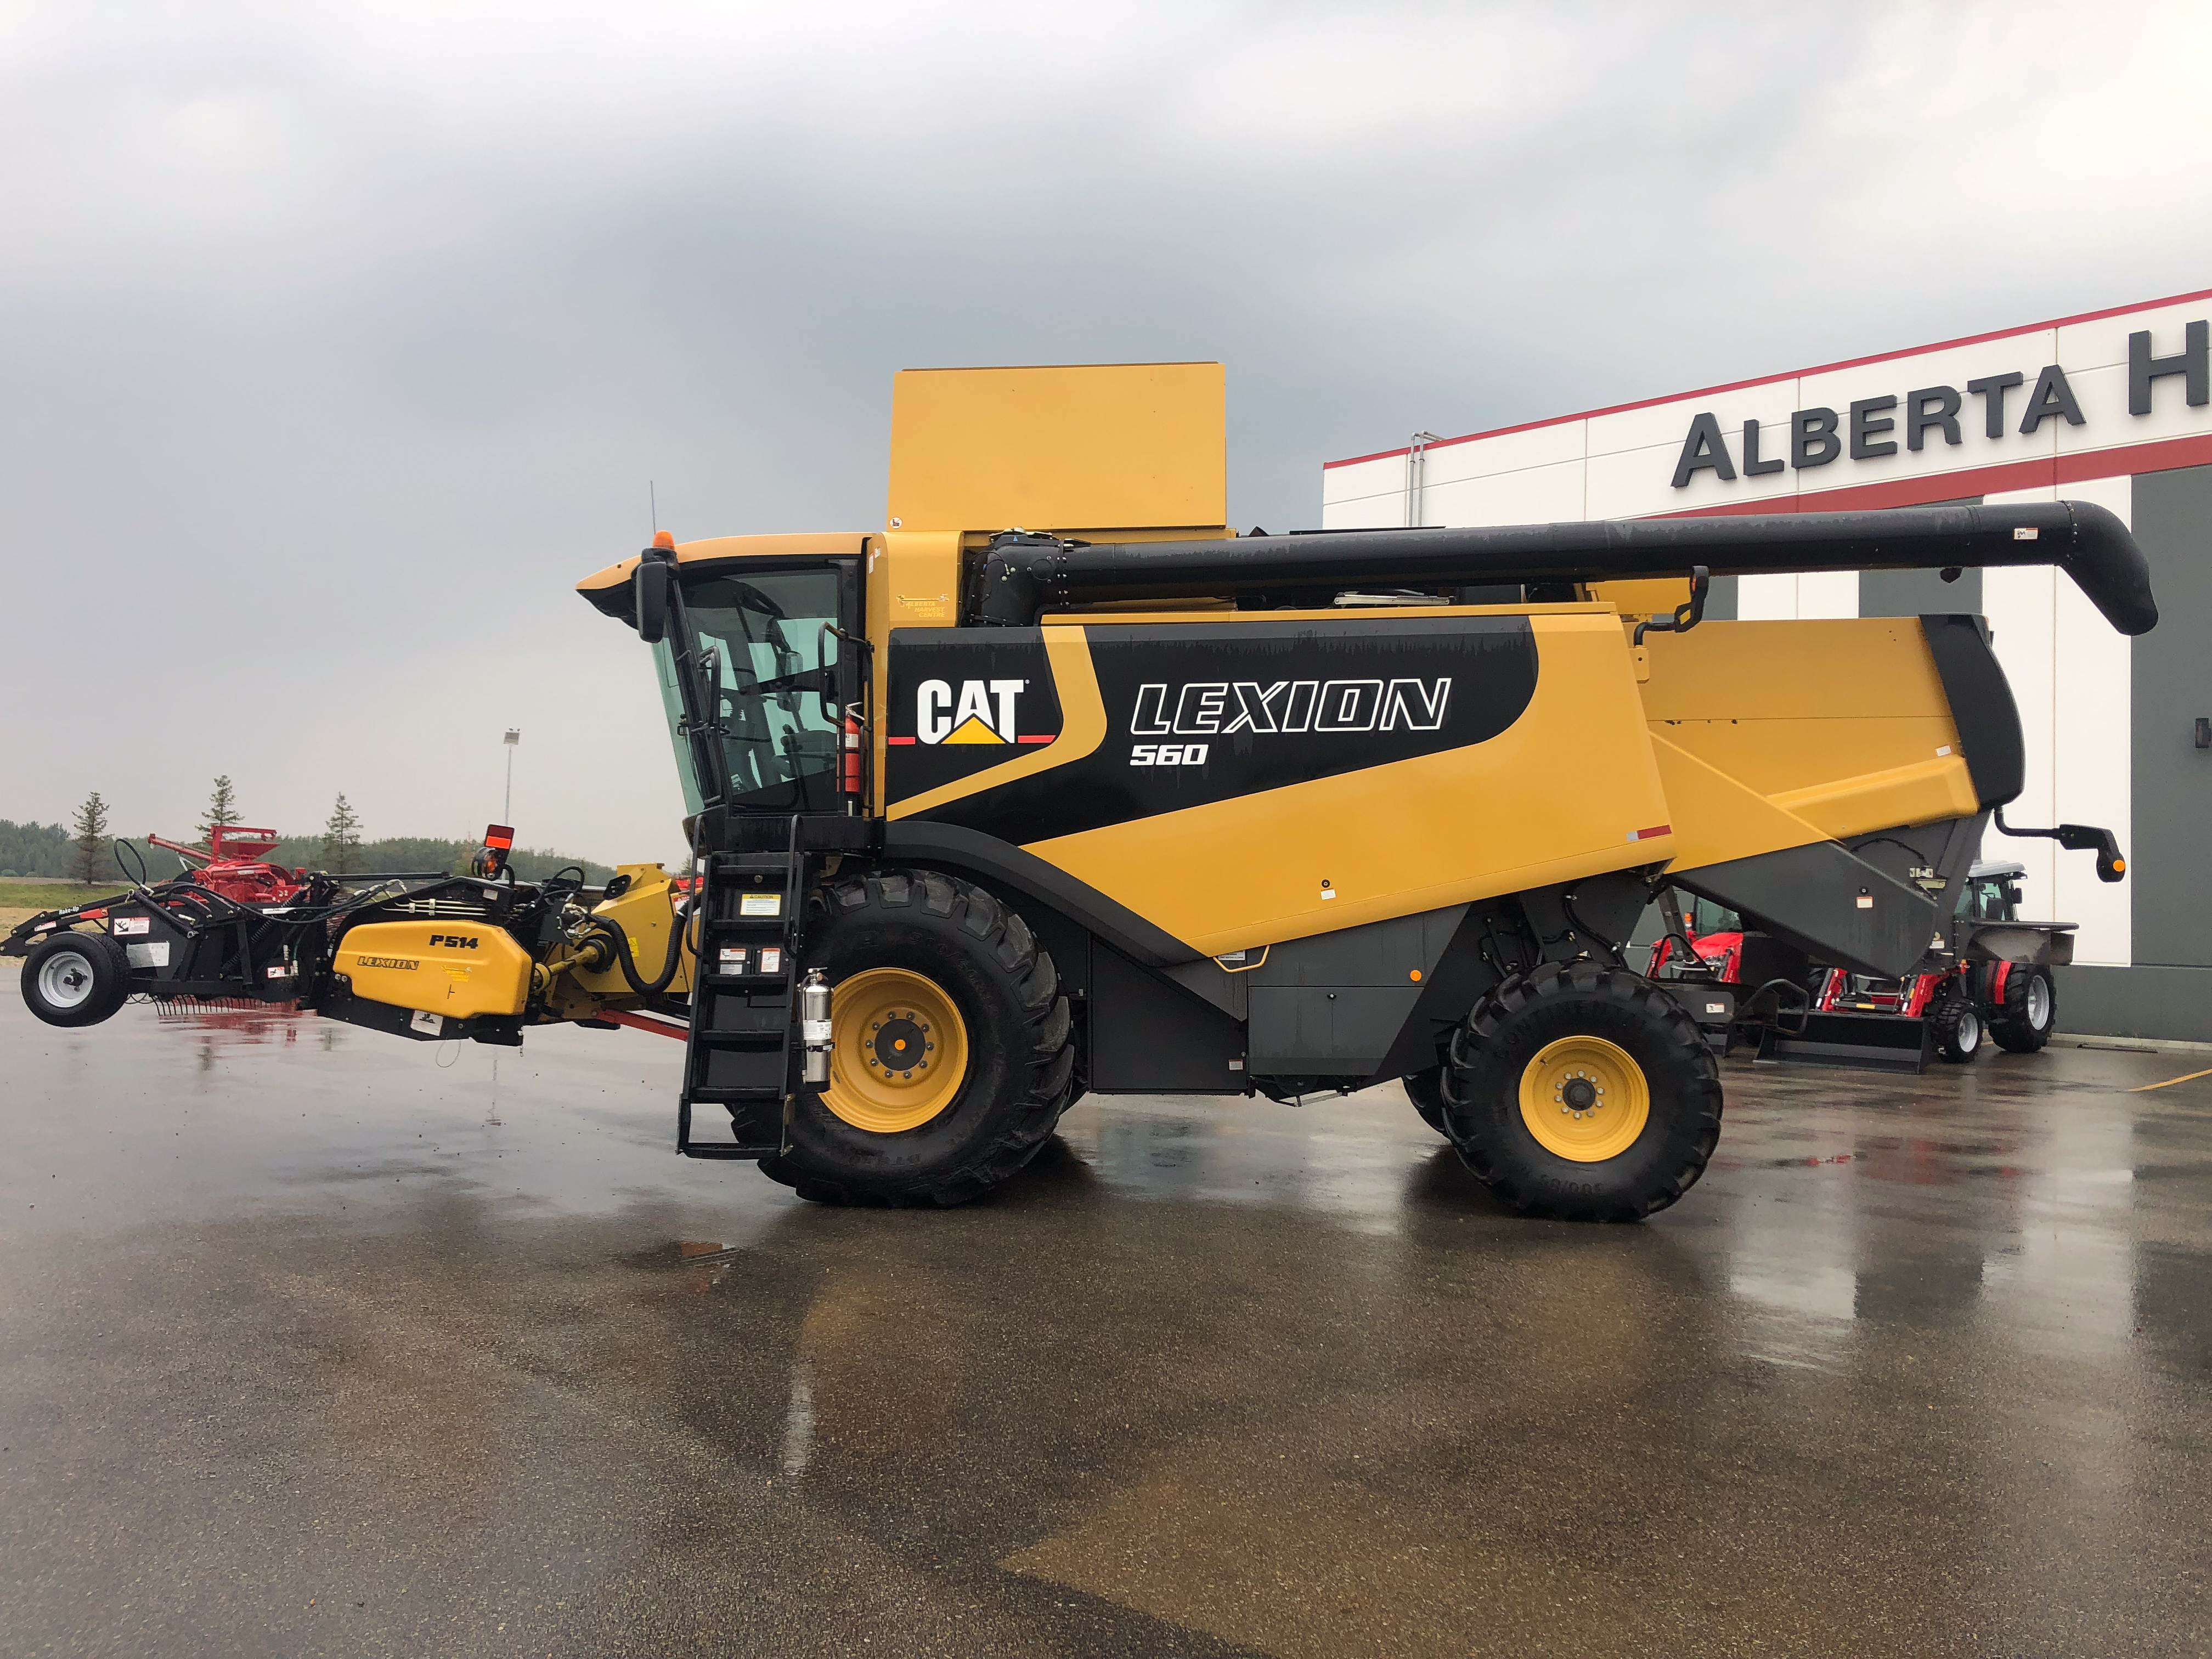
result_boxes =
[12,363,2155,1222]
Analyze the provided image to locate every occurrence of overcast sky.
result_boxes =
[4,0,2208,867]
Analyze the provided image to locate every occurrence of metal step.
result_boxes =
[678,834,811,1158]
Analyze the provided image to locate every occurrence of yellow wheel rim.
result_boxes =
[819,967,969,1134]
[1517,1035,1651,1163]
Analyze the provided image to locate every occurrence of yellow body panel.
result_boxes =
[1638,617,1978,868]
[570,864,693,998]
[887,363,1227,534]
[1644,733,1829,872]
[1639,618,1965,794]
[1771,755,1979,841]
[1588,577,1693,619]
[1020,612,1675,957]
[335,921,532,1019]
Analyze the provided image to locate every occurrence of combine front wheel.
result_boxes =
[761,871,1074,1207]
[1441,961,1721,1221]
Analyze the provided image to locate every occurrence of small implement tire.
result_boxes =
[1929,995,1983,1064]
[1990,966,2056,1054]
[1404,1066,1450,1137]
[1440,960,1721,1222]
[761,870,1074,1207]
[22,930,132,1028]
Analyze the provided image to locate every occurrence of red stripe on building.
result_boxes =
[1323,286,2212,469]
[886,735,917,745]
[1016,735,1056,744]
[1649,432,2212,519]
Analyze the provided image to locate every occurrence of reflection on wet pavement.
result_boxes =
[3,997,2210,1656]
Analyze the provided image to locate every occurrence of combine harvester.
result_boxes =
[7,364,2153,1220]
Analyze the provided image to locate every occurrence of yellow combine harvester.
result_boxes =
[10,364,2155,1221]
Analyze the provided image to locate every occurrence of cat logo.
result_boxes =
[916,678,1035,746]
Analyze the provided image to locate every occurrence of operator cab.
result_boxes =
[578,533,871,839]
[1958,860,2027,923]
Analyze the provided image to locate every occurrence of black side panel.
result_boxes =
[1921,614,2024,809]
[1245,905,1468,1079]
[1249,987,1422,1076]
[1678,839,1939,979]
[901,615,1538,843]
[1373,906,1509,1078]
[882,821,1194,968]
[1088,945,1246,1093]
[1248,907,1466,986]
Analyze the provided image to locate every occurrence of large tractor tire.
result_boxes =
[21,930,132,1028]
[1990,966,2056,1054]
[1439,960,1721,1222]
[1403,1066,1451,1137]
[1929,994,1983,1064]
[760,870,1074,1208]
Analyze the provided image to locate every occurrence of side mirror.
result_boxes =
[635,559,672,644]
[2054,823,2128,883]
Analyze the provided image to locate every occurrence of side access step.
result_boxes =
[677,845,810,1158]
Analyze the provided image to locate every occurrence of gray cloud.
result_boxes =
[4,0,2207,861]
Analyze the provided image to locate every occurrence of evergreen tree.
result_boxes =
[321,793,363,873]
[71,791,111,885]
[201,775,241,846]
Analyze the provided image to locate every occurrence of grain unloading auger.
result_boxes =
[9,364,2155,1220]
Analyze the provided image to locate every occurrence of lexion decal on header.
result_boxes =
[1669,318,2208,490]
[901,678,1054,747]
[1130,679,1452,736]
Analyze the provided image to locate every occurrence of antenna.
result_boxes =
[650,480,659,536]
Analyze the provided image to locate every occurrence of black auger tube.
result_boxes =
[975,500,2157,635]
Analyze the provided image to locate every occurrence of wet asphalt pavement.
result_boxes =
[2,998,2210,1658]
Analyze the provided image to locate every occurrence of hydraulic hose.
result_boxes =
[584,900,694,998]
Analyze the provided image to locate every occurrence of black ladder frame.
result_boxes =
[676,826,811,1159]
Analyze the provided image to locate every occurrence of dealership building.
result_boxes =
[1322,289,2212,1041]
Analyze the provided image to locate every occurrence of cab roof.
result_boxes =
[576,532,874,622]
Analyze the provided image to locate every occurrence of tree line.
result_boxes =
[2,778,613,887]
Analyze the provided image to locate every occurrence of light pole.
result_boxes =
[503,729,521,822]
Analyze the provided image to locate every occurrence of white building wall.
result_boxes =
[1321,290,2212,977]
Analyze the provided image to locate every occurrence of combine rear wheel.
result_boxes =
[1990,967,2055,1054]
[761,870,1074,1207]
[21,930,132,1028]
[1404,1066,1450,1136]
[1440,961,1720,1221]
